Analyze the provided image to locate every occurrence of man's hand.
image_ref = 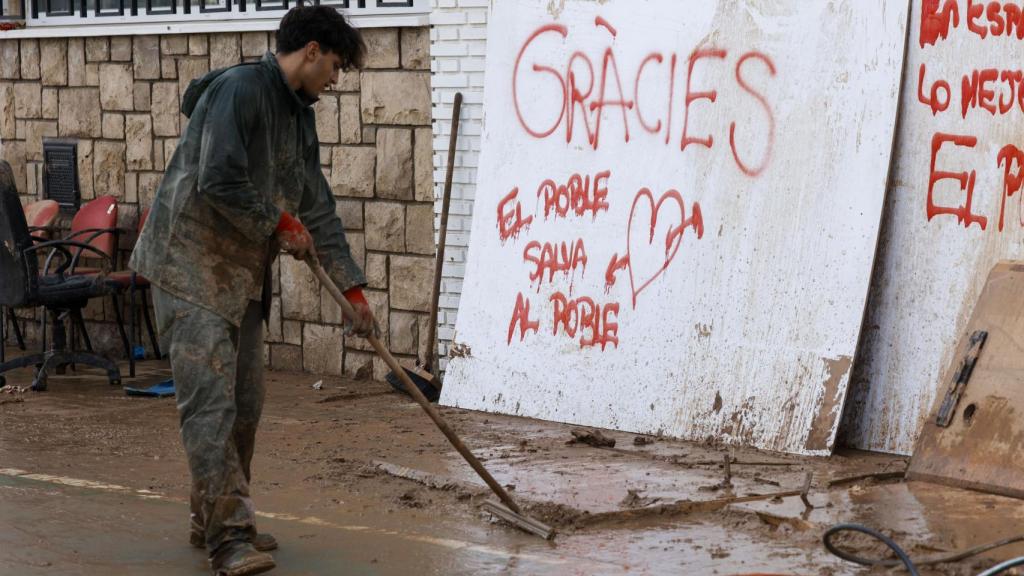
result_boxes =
[275,212,315,260]
[343,287,375,338]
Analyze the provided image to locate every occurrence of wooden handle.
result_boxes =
[308,257,523,515]
[425,92,462,373]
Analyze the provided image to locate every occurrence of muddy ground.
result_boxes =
[1,355,1023,575]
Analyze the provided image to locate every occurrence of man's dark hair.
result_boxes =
[276,5,367,70]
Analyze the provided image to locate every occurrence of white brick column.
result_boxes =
[429,0,487,369]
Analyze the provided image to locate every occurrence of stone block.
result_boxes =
[405,202,434,255]
[20,39,39,80]
[375,128,413,200]
[161,56,177,80]
[362,126,375,144]
[14,118,23,139]
[126,114,153,170]
[389,311,419,355]
[389,255,432,312]
[176,58,209,104]
[339,93,360,144]
[67,39,85,86]
[280,255,321,322]
[330,146,374,198]
[40,39,67,86]
[343,350,373,380]
[153,140,164,171]
[110,37,132,61]
[134,82,151,112]
[362,28,399,69]
[321,285,344,325]
[314,94,338,144]
[189,35,208,56]
[102,112,124,139]
[77,139,94,199]
[58,88,102,137]
[25,121,57,162]
[418,314,433,362]
[209,33,240,70]
[366,253,386,290]
[0,40,19,79]
[164,138,178,165]
[138,172,162,205]
[336,198,363,230]
[361,71,430,126]
[336,68,359,92]
[283,319,302,346]
[240,32,267,58]
[401,27,430,70]
[99,63,134,111]
[124,171,137,203]
[364,202,404,252]
[0,140,26,191]
[93,141,126,199]
[13,83,41,118]
[160,35,188,55]
[414,126,434,201]
[266,297,282,343]
[151,82,179,137]
[348,231,365,270]
[85,37,109,62]
[85,63,99,86]
[133,36,160,80]
[270,344,303,372]
[303,324,344,376]
[41,88,58,119]
[0,83,14,139]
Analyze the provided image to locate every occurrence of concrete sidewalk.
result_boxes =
[1,354,1020,575]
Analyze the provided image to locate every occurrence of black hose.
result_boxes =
[824,523,1024,575]
[823,523,919,575]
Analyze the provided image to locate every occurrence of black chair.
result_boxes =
[0,160,121,391]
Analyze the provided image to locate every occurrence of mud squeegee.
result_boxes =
[308,257,555,540]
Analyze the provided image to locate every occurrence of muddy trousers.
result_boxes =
[152,287,265,555]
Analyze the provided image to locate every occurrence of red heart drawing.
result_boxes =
[625,188,700,308]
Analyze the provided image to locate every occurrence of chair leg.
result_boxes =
[31,349,121,392]
[8,308,26,351]
[73,310,93,352]
[110,294,131,362]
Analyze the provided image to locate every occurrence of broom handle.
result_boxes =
[425,92,462,373]
[308,257,523,515]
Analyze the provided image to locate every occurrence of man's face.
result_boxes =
[301,42,342,98]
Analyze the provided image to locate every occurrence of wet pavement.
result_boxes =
[1,350,1021,575]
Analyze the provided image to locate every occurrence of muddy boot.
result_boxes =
[193,531,277,552]
[209,542,275,576]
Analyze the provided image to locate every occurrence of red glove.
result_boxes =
[342,287,375,337]
[275,212,314,260]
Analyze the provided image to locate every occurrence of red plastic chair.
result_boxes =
[58,196,132,361]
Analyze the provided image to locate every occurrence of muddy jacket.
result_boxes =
[130,52,365,326]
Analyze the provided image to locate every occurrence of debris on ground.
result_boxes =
[0,385,27,394]
[633,435,656,446]
[619,489,661,509]
[567,428,616,448]
[312,380,323,391]
[398,489,426,508]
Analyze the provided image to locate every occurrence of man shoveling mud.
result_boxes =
[130,6,374,575]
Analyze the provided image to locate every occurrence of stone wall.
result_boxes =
[0,27,436,380]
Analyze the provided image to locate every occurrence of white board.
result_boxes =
[842,0,1024,455]
[442,0,909,455]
